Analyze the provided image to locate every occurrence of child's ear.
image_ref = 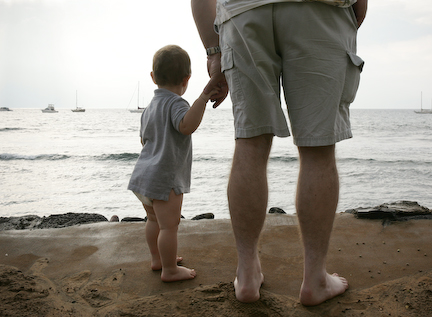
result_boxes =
[182,75,191,87]
[150,72,157,84]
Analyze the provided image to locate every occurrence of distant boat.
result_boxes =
[72,107,85,112]
[72,90,85,112]
[0,107,12,111]
[129,81,145,113]
[42,104,58,113]
[414,92,432,114]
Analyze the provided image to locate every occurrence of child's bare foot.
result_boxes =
[299,273,349,306]
[234,273,264,303]
[161,266,196,282]
[151,256,183,271]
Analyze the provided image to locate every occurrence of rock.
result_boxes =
[0,215,42,231]
[345,201,431,221]
[191,213,214,220]
[121,217,146,222]
[0,213,108,231]
[268,207,286,214]
[109,215,119,222]
[123,215,185,223]
[37,213,108,229]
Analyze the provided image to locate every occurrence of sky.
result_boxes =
[0,0,431,110]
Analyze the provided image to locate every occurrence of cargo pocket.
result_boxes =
[341,51,364,103]
[221,46,234,73]
[221,46,244,105]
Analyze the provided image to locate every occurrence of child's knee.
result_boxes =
[146,212,158,222]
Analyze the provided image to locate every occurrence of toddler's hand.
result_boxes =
[200,87,220,103]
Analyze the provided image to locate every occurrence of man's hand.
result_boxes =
[204,54,228,108]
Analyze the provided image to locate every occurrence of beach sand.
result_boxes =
[0,213,431,316]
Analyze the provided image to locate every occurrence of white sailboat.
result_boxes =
[414,92,432,114]
[129,81,145,113]
[72,90,85,112]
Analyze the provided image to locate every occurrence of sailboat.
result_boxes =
[129,81,145,113]
[72,90,85,112]
[414,92,432,114]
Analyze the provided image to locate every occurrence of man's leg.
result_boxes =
[296,145,348,306]
[228,134,273,303]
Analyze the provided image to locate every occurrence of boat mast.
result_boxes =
[137,81,140,109]
[76,90,78,109]
[420,91,423,111]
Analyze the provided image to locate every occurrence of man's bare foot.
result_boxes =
[299,273,349,306]
[151,256,183,271]
[161,266,196,282]
[234,270,264,303]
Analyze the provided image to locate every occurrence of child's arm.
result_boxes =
[178,88,218,135]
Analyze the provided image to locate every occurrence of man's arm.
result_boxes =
[191,0,219,48]
[352,0,367,28]
[191,0,228,108]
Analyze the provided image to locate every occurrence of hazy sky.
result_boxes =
[1,0,431,110]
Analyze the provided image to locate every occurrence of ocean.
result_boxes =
[1,108,431,221]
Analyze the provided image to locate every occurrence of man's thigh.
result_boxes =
[275,2,363,146]
[219,5,290,139]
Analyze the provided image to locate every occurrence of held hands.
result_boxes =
[200,85,220,104]
[203,54,228,108]
[179,85,220,136]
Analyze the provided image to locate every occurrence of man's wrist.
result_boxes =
[206,46,221,56]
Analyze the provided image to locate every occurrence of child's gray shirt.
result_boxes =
[128,88,192,201]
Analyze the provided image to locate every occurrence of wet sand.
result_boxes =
[0,213,431,316]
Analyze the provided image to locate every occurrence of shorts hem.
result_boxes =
[235,126,290,139]
[294,130,353,147]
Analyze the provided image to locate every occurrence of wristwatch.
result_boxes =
[206,46,221,56]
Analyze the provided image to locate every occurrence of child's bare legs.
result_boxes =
[143,204,161,270]
[152,190,196,282]
[143,204,183,271]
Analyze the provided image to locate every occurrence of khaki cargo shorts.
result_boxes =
[218,2,364,146]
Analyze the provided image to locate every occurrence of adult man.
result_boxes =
[192,0,367,306]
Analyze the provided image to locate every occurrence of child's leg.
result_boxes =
[144,203,183,270]
[153,190,196,282]
[143,204,162,270]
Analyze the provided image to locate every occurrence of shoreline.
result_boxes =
[1,213,431,316]
[1,200,430,232]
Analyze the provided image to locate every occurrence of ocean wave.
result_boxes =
[0,128,24,132]
[0,153,71,161]
[270,156,298,163]
[95,153,139,161]
[193,156,231,163]
[339,157,432,165]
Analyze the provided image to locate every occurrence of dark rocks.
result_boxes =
[121,215,185,223]
[191,213,214,220]
[345,201,431,222]
[0,215,42,231]
[268,207,286,214]
[109,215,120,222]
[38,213,108,229]
[0,213,108,231]
[121,217,146,222]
